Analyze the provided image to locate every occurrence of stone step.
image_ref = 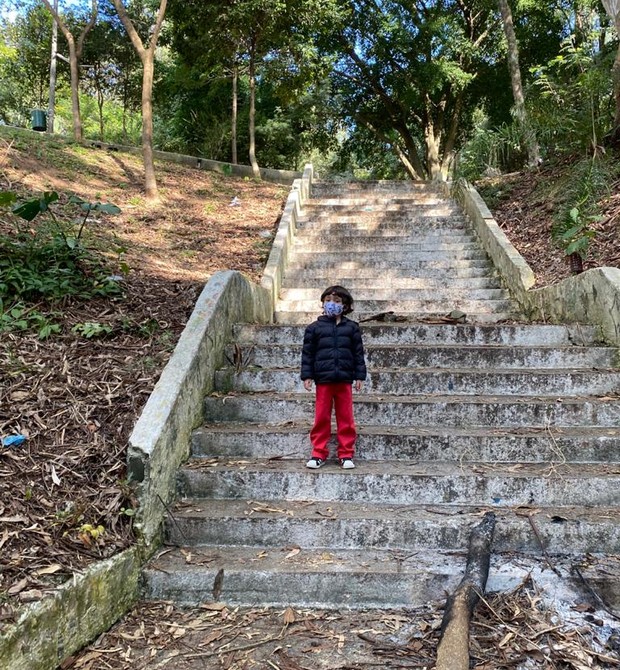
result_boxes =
[216,367,620,397]
[287,258,492,272]
[311,180,437,194]
[177,459,620,507]
[203,393,620,428]
[305,198,451,209]
[191,424,620,463]
[291,238,483,252]
[142,546,466,609]
[277,298,515,315]
[225,342,619,370]
[294,229,478,241]
[165,499,620,555]
[297,215,468,228]
[274,311,521,325]
[289,249,488,263]
[279,288,508,302]
[281,276,502,290]
[232,323,603,347]
[303,200,460,212]
[282,266,494,281]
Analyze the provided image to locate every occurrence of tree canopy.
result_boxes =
[1,0,619,181]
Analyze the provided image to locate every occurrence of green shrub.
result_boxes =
[0,190,124,335]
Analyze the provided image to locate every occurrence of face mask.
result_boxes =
[324,302,344,317]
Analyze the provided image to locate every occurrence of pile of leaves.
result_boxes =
[66,578,619,669]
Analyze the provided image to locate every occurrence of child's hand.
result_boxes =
[303,379,313,391]
[354,380,363,392]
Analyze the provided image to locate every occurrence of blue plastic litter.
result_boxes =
[1,434,26,447]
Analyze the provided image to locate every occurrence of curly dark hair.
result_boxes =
[320,285,354,314]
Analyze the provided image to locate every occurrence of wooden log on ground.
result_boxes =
[435,511,496,670]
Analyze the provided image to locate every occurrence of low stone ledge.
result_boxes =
[128,270,272,549]
[262,164,314,309]
[446,180,620,347]
[0,126,301,185]
[0,548,141,670]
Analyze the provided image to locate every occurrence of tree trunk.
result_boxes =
[601,2,620,145]
[112,0,168,201]
[436,511,496,670]
[97,85,104,141]
[232,64,238,164]
[424,116,443,182]
[248,49,260,178]
[498,0,540,166]
[67,37,82,141]
[141,54,158,200]
[41,0,97,142]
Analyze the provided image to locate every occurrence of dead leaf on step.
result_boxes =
[284,547,301,560]
[34,563,63,576]
[283,607,296,625]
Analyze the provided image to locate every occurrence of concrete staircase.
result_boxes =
[143,181,620,609]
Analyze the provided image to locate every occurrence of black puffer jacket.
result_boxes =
[301,316,367,384]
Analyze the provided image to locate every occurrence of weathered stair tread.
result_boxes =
[218,368,620,397]
[203,391,620,427]
[166,498,620,555]
[177,459,620,507]
[233,323,604,346]
[192,423,620,463]
[224,342,620,369]
[143,545,467,608]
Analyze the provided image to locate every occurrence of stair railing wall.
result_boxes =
[262,163,314,315]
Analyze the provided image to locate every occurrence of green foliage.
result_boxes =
[0,302,61,340]
[0,189,124,337]
[551,156,614,258]
[528,34,615,155]
[72,321,113,338]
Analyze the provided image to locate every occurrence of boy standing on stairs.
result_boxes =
[301,285,367,470]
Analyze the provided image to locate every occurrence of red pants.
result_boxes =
[310,383,357,460]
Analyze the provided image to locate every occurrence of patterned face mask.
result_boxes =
[324,301,344,317]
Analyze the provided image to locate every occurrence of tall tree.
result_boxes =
[40,0,98,141]
[111,0,167,200]
[601,0,620,145]
[323,0,502,180]
[497,0,540,165]
[0,6,55,126]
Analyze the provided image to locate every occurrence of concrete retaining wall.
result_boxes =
[127,271,272,549]
[262,164,314,310]
[445,180,620,347]
[0,549,141,670]
[0,125,301,185]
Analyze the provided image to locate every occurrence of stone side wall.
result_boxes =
[0,549,140,670]
[445,180,620,347]
[262,164,314,309]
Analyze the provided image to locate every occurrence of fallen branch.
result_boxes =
[435,511,496,670]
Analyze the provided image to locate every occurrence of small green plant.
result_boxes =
[551,156,611,273]
[72,322,113,338]
[0,189,124,336]
[0,302,61,339]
